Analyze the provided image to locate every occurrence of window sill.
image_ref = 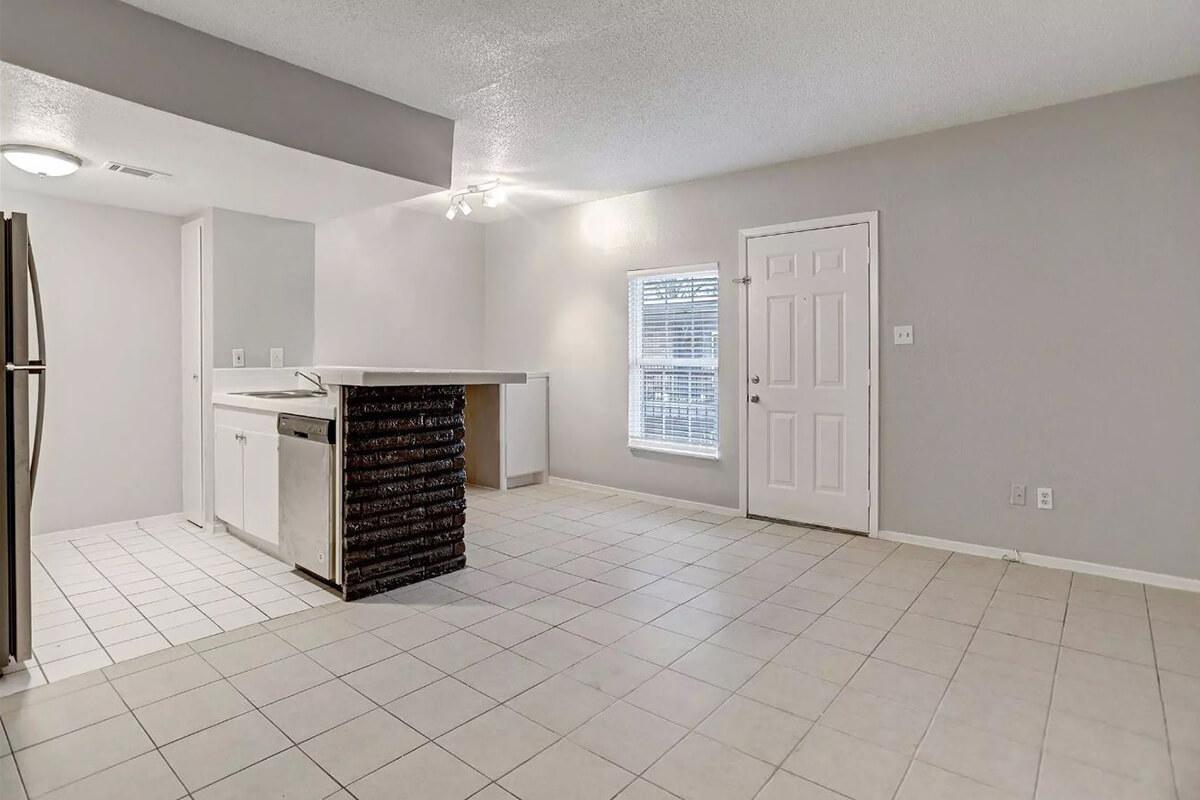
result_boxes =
[628,441,720,461]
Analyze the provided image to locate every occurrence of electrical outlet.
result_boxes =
[232,348,245,367]
[1010,483,1026,506]
[893,325,914,345]
[1037,487,1054,510]
[270,347,284,368]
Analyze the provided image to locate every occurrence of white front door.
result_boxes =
[747,223,871,531]
[181,220,204,525]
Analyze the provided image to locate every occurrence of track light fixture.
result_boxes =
[445,180,505,220]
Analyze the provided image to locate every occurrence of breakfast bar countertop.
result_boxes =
[313,366,527,387]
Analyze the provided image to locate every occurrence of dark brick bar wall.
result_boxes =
[340,385,467,600]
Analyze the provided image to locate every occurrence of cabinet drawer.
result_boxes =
[213,405,279,434]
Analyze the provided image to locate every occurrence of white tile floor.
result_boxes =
[2,515,341,694]
[1,482,1198,799]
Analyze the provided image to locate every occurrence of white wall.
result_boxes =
[0,190,182,533]
[210,208,315,368]
[314,202,485,367]
[483,76,1200,579]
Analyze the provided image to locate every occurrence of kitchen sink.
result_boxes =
[232,389,328,399]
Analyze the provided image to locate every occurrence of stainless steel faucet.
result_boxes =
[294,370,326,394]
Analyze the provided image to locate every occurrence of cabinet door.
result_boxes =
[213,425,244,528]
[241,430,280,546]
[505,377,548,478]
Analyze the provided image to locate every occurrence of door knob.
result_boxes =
[749,394,760,403]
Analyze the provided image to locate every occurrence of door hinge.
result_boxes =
[732,276,751,285]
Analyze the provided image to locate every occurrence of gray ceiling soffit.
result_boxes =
[0,0,454,189]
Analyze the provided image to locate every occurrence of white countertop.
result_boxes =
[313,366,527,387]
[212,391,336,419]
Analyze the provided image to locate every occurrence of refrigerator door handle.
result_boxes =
[27,240,46,494]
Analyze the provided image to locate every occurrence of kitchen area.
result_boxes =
[211,367,543,601]
[2,199,548,689]
[188,208,547,603]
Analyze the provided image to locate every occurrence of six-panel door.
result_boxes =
[746,223,870,531]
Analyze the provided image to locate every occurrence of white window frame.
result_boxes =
[627,263,720,460]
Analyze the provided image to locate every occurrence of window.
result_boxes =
[627,264,719,458]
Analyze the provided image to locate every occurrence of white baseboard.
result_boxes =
[542,480,1199,594]
[36,511,188,544]
[878,529,1200,594]
[547,476,741,517]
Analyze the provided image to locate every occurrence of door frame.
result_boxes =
[736,211,880,535]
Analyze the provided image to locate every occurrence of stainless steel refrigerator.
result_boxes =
[2,211,46,670]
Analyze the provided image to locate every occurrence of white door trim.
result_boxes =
[736,211,880,535]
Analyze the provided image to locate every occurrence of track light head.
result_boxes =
[444,179,506,220]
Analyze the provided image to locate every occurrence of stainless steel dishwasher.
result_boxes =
[278,414,336,582]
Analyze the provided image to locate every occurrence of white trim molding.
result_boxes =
[548,476,741,517]
[736,211,880,535]
[879,529,1200,594]
[35,512,190,544]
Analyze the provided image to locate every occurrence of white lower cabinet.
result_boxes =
[241,430,280,545]
[214,424,245,529]
[505,376,548,482]
[464,374,549,490]
[213,408,280,547]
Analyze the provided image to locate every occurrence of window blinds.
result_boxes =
[627,265,719,457]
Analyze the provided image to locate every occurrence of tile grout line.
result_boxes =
[0,714,34,800]
[791,543,950,800]
[61,530,163,674]
[627,536,924,799]
[1144,582,1183,800]
[330,504,783,797]
[9,485,1183,800]
[1028,571,1071,800]
[31,518,341,682]
[884,555,1017,800]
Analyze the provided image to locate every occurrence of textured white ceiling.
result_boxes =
[13,1,1200,221]
[0,64,440,220]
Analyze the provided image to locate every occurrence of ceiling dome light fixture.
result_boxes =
[445,180,505,220]
[1,144,83,177]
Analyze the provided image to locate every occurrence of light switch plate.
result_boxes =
[893,325,914,345]
[270,347,284,368]
[232,348,245,367]
[1010,483,1026,506]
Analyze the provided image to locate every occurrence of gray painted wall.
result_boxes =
[0,0,454,189]
[314,203,485,368]
[0,190,182,533]
[483,76,1200,578]
[211,208,315,368]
